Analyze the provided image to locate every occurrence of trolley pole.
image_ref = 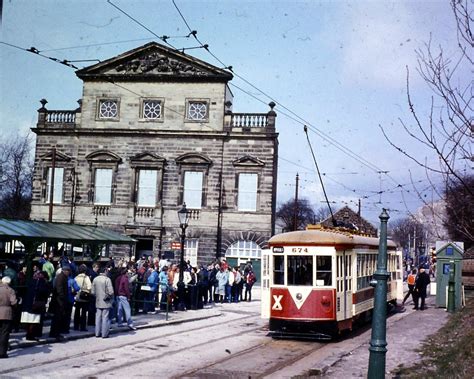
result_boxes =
[368,209,390,379]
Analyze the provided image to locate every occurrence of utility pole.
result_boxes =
[48,147,56,222]
[367,209,390,378]
[293,173,299,231]
[358,198,361,229]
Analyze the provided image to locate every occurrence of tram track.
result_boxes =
[88,324,266,377]
[175,337,326,379]
[1,312,258,376]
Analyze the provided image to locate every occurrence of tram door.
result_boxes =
[261,249,271,319]
[336,251,353,320]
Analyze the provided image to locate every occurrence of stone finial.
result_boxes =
[268,101,277,116]
[225,100,233,115]
[38,98,48,112]
[76,99,82,112]
[267,101,277,131]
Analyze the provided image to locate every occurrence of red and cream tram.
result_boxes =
[261,226,403,339]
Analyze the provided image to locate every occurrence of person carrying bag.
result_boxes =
[74,265,92,331]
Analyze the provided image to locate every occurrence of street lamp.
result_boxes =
[177,203,190,310]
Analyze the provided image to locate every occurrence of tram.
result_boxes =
[261,226,403,339]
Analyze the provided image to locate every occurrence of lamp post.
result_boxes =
[368,209,390,379]
[177,203,190,310]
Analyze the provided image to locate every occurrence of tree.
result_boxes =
[390,217,427,253]
[0,133,34,220]
[444,173,473,249]
[276,198,316,232]
[381,0,472,245]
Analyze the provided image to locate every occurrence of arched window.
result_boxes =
[225,240,262,259]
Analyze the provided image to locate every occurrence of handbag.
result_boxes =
[75,275,91,302]
[79,291,91,301]
[21,311,41,324]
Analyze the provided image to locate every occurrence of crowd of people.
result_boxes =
[0,253,258,358]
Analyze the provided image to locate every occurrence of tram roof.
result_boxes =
[268,229,396,249]
[0,218,136,245]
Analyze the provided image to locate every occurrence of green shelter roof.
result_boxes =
[0,218,135,245]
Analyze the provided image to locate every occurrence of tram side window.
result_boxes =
[273,255,285,285]
[316,256,332,286]
[287,256,313,286]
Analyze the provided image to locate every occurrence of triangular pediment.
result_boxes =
[76,42,233,82]
[130,152,166,167]
[39,150,72,162]
[233,155,265,167]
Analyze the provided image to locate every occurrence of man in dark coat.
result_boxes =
[414,267,431,310]
[49,265,71,339]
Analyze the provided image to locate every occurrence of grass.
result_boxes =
[392,292,474,378]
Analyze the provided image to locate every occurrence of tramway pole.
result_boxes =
[368,209,390,379]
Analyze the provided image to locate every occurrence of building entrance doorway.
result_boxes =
[225,240,262,284]
[135,238,154,260]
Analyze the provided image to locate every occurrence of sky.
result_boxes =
[0,0,468,226]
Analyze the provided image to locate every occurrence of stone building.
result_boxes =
[30,42,278,269]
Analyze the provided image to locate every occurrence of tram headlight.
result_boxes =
[296,293,302,300]
[321,296,331,307]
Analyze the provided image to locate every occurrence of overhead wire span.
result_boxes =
[107,0,178,50]
[1,41,80,69]
[169,0,388,176]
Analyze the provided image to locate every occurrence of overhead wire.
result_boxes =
[1,41,228,135]
[170,0,384,175]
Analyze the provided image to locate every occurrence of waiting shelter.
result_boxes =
[435,241,464,310]
[0,218,135,281]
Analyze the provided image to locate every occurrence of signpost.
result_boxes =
[171,241,181,250]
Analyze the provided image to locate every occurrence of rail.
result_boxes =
[45,110,76,124]
[231,113,268,128]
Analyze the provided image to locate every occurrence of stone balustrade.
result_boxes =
[135,207,155,218]
[45,110,76,124]
[231,113,268,128]
[92,205,110,216]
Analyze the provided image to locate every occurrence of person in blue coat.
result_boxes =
[145,267,159,314]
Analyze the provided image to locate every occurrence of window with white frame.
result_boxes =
[94,168,113,205]
[186,100,208,121]
[184,239,199,267]
[45,167,64,204]
[98,99,119,119]
[225,240,262,259]
[238,173,258,211]
[184,171,203,209]
[142,99,162,120]
[137,169,157,206]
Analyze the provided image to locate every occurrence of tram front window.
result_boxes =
[287,256,313,286]
[316,256,332,286]
[273,255,285,285]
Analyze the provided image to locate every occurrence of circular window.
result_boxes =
[99,100,118,118]
[143,100,162,119]
[188,102,208,120]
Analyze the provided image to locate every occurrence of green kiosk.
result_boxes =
[435,241,464,310]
